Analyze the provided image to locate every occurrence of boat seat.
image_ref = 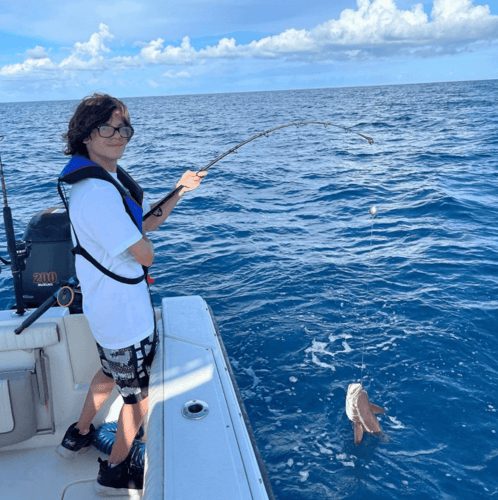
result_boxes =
[0,322,60,352]
[0,322,59,448]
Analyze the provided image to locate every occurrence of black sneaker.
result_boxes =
[128,461,144,491]
[94,456,143,498]
[56,422,95,458]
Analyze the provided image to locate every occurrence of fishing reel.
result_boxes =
[0,240,30,274]
[15,240,31,270]
[56,285,76,307]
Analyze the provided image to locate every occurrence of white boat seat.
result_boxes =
[0,322,59,448]
[0,322,59,352]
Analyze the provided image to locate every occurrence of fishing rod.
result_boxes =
[0,135,27,316]
[143,121,374,221]
[14,277,79,335]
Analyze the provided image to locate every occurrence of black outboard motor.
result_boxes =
[20,207,81,312]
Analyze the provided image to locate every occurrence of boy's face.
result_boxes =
[84,109,130,170]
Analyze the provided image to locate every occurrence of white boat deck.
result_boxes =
[0,296,273,500]
[0,442,112,500]
[0,306,141,500]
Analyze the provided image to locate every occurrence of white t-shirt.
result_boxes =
[68,172,155,349]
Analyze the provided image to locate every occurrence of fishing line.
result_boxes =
[359,205,377,383]
[143,121,374,221]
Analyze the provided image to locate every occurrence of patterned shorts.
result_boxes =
[96,326,159,405]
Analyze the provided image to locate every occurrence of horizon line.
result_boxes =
[1,77,496,105]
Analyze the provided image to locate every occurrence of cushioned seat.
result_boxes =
[0,322,59,448]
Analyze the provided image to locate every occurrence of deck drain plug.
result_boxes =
[182,400,209,420]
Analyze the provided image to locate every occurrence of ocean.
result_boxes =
[0,80,497,499]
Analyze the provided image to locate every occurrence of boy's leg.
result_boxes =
[104,327,157,463]
[94,329,157,494]
[75,368,116,435]
[109,396,149,465]
[56,368,115,458]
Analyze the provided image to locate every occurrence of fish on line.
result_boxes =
[345,383,386,446]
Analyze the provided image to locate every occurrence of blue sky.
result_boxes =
[0,0,497,102]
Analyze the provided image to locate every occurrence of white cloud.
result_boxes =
[147,79,160,88]
[245,29,315,57]
[59,23,114,71]
[1,0,497,81]
[25,46,50,59]
[163,70,191,78]
[0,23,114,77]
[140,37,197,65]
[72,23,113,57]
[312,0,431,47]
[0,57,57,77]
[136,0,498,62]
[246,0,498,59]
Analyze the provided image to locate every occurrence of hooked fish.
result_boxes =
[345,383,386,445]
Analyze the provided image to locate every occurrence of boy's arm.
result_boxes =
[143,170,206,232]
[128,234,154,267]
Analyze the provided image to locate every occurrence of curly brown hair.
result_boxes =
[62,93,132,157]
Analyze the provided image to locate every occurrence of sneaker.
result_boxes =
[128,461,144,491]
[56,422,95,458]
[94,456,143,498]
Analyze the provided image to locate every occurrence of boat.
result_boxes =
[0,202,275,499]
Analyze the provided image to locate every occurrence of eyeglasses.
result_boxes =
[96,125,134,139]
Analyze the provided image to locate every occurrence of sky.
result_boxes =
[0,0,497,102]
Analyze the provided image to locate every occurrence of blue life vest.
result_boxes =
[58,156,147,285]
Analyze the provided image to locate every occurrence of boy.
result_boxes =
[56,93,204,496]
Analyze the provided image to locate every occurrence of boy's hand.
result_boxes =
[176,170,206,195]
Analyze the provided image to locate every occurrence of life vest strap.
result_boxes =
[71,244,146,285]
[57,158,147,286]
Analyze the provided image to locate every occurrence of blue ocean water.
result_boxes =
[1,80,497,499]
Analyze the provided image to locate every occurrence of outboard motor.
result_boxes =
[20,207,81,312]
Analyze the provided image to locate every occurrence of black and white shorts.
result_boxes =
[96,327,159,405]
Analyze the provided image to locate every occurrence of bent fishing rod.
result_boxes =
[13,121,373,334]
[143,121,374,221]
